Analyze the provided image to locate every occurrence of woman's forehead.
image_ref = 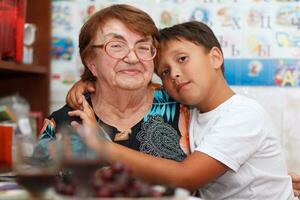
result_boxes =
[98,19,153,42]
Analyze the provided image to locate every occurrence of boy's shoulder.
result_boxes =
[219,95,270,125]
[193,95,267,121]
[229,95,265,113]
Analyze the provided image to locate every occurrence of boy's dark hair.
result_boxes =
[158,21,224,74]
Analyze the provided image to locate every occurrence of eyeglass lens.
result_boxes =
[105,41,156,60]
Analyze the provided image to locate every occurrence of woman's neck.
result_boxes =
[90,84,154,130]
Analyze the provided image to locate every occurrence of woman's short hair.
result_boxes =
[79,4,159,82]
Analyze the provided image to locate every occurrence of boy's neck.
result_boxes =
[197,78,235,113]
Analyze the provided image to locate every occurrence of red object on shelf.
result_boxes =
[0,125,13,166]
[0,0,27,62]
[16,0,27,63]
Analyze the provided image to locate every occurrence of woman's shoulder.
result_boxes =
[48,104,80,130]
[152,85,178,104]
[50,104,73,121]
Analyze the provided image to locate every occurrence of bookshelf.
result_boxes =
[0,0,51,119]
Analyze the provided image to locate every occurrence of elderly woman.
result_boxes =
[36,4,189,162]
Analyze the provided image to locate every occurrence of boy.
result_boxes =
[69,21,295,199]
[155,21,294,199]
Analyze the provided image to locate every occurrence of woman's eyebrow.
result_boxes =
[136,37,152,43]
[103,33,126,41]
[103,33,152,44]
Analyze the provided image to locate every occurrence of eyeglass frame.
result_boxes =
[91,40,157,61]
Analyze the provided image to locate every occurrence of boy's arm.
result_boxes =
[65,80,95,110]
[84,130,229,191]
[102,143,229,191]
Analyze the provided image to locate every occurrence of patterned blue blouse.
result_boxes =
[35,87,190,162]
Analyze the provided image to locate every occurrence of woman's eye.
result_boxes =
[178,56,188,63]
[137,45,151,52]
[111,44,122,48]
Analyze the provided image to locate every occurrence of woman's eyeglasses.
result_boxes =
[92,41,157,61]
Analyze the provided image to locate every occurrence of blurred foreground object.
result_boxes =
[14,134,62,199]
[56,162,189,198]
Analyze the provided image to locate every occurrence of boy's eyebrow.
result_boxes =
[167,49,186,57]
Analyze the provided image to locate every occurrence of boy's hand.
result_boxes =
[289,172,300,197]
[66,80,96,110]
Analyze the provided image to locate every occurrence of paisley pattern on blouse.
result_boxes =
[137,115,186,161]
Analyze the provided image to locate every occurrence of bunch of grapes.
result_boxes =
[55,162,176,198]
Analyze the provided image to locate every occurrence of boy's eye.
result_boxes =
[160,68,170,78]
[178,56,188,63]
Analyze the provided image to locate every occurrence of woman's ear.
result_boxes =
[85,58,98,77]
[210,47,224,70]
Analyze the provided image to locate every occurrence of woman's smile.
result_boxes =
[118,69,142,76]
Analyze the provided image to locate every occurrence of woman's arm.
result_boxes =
[289,172,300,197]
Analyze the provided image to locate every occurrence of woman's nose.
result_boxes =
[123,50,139,63]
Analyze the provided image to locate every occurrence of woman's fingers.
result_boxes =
[68,100,97,130]
[70,120,81,131]
[289,172,300,197]
[82,96,95,117]
[293,189,300,197]
[68,110,85,119]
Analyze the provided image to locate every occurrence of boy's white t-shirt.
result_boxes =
[189,94,293,200]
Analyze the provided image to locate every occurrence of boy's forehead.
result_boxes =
[160,39,188,55]
[160,38,207,54]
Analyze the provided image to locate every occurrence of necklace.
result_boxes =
[114,129,132,141]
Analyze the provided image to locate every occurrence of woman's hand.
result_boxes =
[68,95,98,134]
[66,80,96,110]
[68,96,106,153]
[289,172,300,197]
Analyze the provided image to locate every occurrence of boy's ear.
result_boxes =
[85,57,98,77]
[210,47,224,70]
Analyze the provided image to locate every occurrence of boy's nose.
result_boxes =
[171,69,181,80]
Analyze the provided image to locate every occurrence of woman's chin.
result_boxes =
[116,78,150,91]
